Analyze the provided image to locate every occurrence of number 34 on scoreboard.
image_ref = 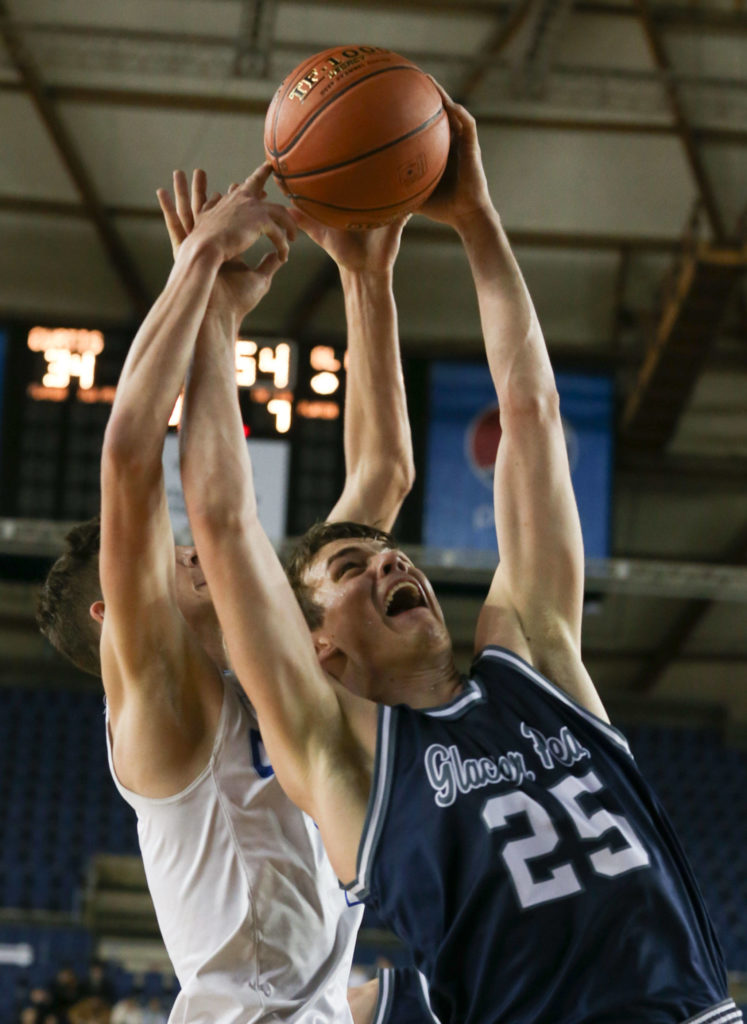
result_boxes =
[27,327,344,436]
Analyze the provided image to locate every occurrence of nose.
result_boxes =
[376,548,409,577]
[178,546,200,567]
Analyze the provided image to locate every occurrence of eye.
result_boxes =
[337,561,360,579]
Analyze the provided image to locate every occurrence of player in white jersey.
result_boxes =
[106,676,359,1022]
[38,166,431,1024]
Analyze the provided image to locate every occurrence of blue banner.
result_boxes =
[424,363,613,558]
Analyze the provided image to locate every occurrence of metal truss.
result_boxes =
[4,518,747,602]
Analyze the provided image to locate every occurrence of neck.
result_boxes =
[349,648,463,709]
[190,615,229,673]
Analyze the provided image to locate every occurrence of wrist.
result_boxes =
[177,233,224,275]
[339,265,394,291]
[452,203,501,239]
[201,306,239,340]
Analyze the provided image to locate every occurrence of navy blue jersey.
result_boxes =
[346,646,740,1024]
[376,967,439,1024]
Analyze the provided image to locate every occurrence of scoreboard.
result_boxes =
[0,322,349,536]
[0,321,613,554]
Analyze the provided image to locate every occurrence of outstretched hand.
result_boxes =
[157,165,298,321]
[290,206,408,276]
[417,80,495,229]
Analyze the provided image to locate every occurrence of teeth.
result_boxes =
[385,580,421,612]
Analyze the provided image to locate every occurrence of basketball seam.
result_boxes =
[268,64,427,161]
[276,107,446,181]
[283,165,447,215]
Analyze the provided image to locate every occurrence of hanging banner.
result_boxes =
[424,363,613,558]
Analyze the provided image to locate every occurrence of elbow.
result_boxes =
[355,455,415,530]
[102,414,159,480]
[189,501,251,542]
[392,452,416,504]
[184,467,257,536]
[500,379,561,425]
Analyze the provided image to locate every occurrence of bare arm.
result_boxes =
[291,211,414,530]
[181,302,375,880]
[99,226,228,793]
[420,87,606,719]
[100,168,295,795]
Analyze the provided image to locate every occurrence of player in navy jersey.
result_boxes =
[179,85,741,1024]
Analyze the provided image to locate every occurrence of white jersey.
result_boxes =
[105,674,361,1024]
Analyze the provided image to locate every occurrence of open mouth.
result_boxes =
[384,580,427,617]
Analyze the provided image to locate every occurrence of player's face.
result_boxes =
[304,538,450,675]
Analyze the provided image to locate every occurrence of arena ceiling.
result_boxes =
[0,0,745,736]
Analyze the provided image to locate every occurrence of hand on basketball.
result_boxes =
[417,81,495,229]
[157,166,298,319]
[290,206,407,276]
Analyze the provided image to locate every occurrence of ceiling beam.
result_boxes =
[616,451,747,493]
[454,0,535,98]
[634,0,727,243]
[4,79,745,146]
[627,520,747,694]
[0,1,151,319]
[1,81,745,146]
[580,2,747,33]
[509,0,577,98]
[200,0,747,32]
[232,0,276,78]
[0,194,686,253]
[620,239,747,449]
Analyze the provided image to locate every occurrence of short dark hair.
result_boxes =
[36,516,102,677]
[285,520,394,630]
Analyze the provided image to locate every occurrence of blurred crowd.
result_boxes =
[14,961,173,1024]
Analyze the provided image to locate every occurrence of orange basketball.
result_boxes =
[264,46,450,229]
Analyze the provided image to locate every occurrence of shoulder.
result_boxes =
[104,633,226,798]
[473,635,610,725]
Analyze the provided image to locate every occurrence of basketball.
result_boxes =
[264,46,450,229]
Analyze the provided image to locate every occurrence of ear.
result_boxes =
[89,600,105,625]
[312,632,344,676]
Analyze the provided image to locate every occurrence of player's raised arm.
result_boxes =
[179,200,376,884]
[98,168,295,794]
[419,86,606,720]
[290,210,415,530]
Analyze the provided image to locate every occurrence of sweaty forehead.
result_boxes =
[305,537,391,583]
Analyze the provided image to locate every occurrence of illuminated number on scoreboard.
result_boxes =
[258,343,291,389]
[482,770,650,910]
[167,339,296,432]
[309,345,341,396]
[27,327,105,395]
[267,398,292,434]
[236,340,258,387]
[236,339,292,390]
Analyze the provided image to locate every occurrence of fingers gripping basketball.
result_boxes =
[264,46,450,229]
